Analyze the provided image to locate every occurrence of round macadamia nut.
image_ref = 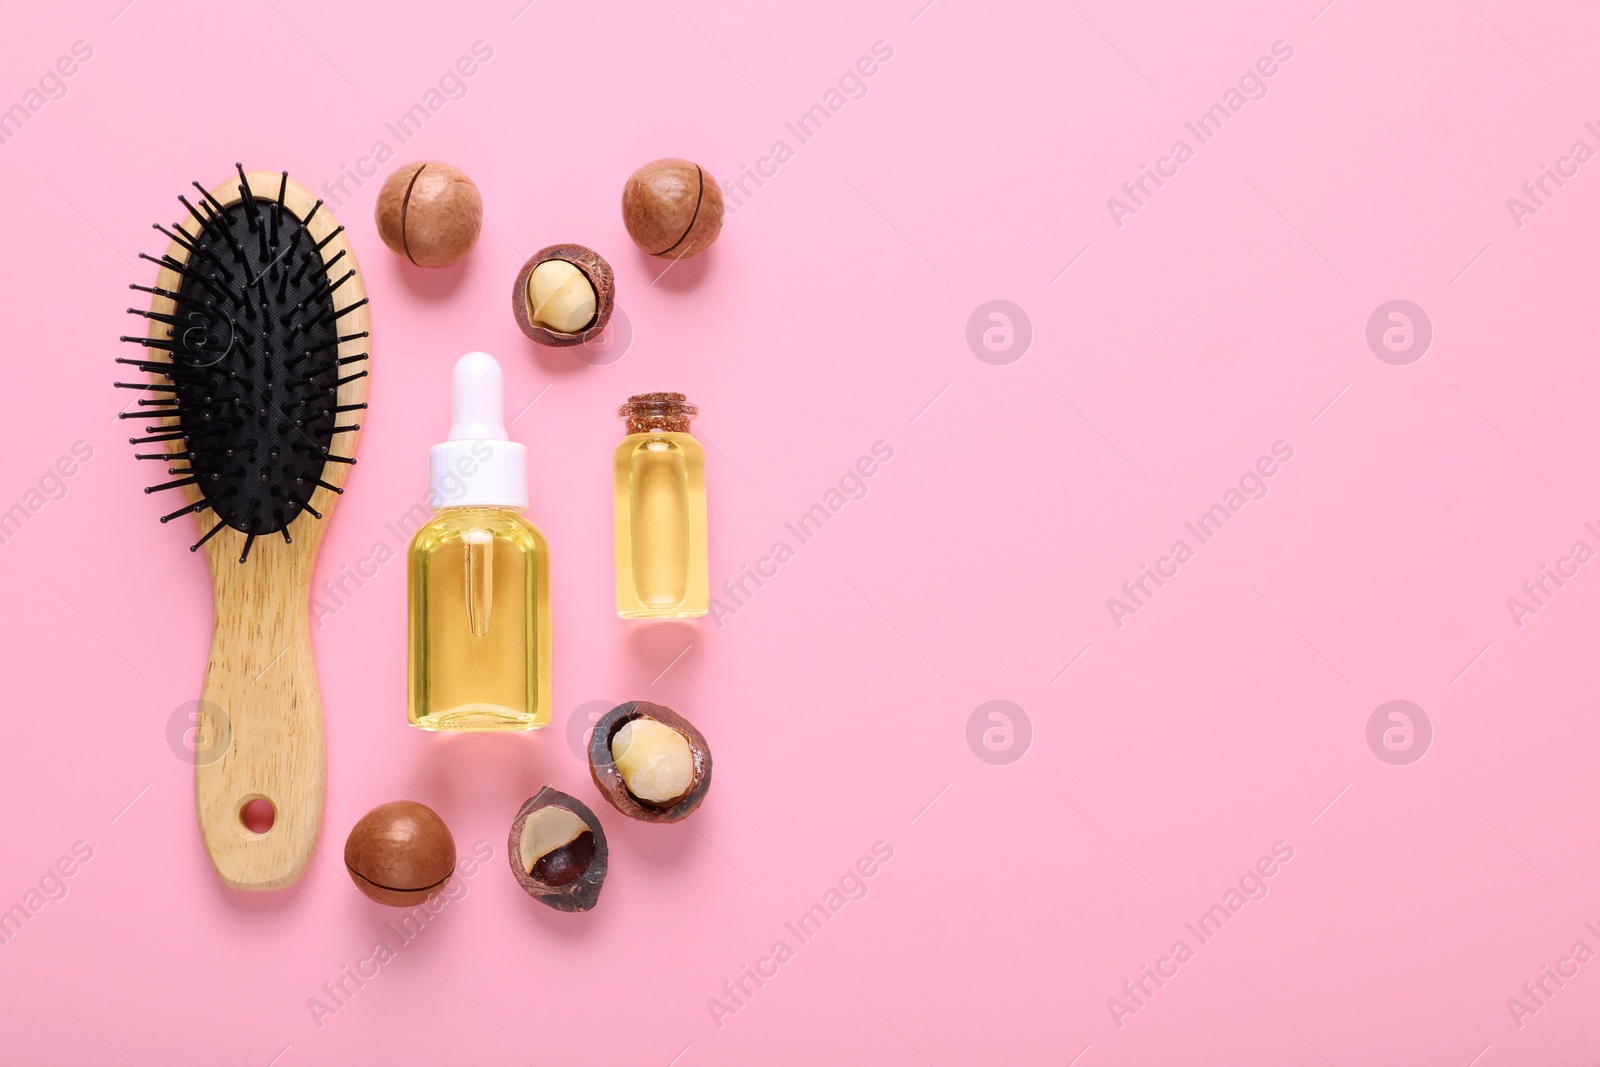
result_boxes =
[343,800,456,907]
[375,161,482,267]
[621,158,723,259]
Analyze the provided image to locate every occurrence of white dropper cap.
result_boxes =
[428,352,529,509]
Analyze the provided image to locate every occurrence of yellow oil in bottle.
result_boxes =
[614,394,708,618]
[408,506,551,731]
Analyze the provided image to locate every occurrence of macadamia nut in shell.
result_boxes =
[512,244,614,347]
[588,701,712,822]
[375,161,482,267]
[344,801,457,907]
[508,788,609,911]
[621,158,723,259]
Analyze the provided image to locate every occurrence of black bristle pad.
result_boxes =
[124,175,346,542]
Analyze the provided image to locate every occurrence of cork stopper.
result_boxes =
[619,392,698,435]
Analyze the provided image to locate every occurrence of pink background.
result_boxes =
[2,0,1599,1063]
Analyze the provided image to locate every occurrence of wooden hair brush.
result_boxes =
[118,167,369,891]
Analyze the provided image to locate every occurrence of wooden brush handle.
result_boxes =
[196,551,325,891]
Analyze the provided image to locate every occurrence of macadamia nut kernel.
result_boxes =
[518,806,588,873]
[611,718,694,803]
[526,259,597,334]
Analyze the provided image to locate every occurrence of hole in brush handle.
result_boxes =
[239,796,276,835]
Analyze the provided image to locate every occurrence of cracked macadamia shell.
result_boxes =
[588,701,712,823]
[344,801,457,908]
[507,788,608,912]
[512,244,615,347]
[621,158,724,259]
[375,160,482,267]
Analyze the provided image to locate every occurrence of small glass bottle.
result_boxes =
[409,352,551,731]
[614,393,708,619]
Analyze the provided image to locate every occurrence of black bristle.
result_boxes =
[120,170,358,559]
[189,186,253,280]
[191,519,227,552]
[305,268,354,306]
[152,224,204,262]
[272,172,286,245]
[193,182,228,217]
[160,501,206,523]
[129,283,217,319]
[236,165,258,227]
[292,262,349,311]
[125,307,181,327]
[119,335,179,351]
[177,194,212,230]
[153,225,248,305]
[145,476,199,494]
[309,226,343,256]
